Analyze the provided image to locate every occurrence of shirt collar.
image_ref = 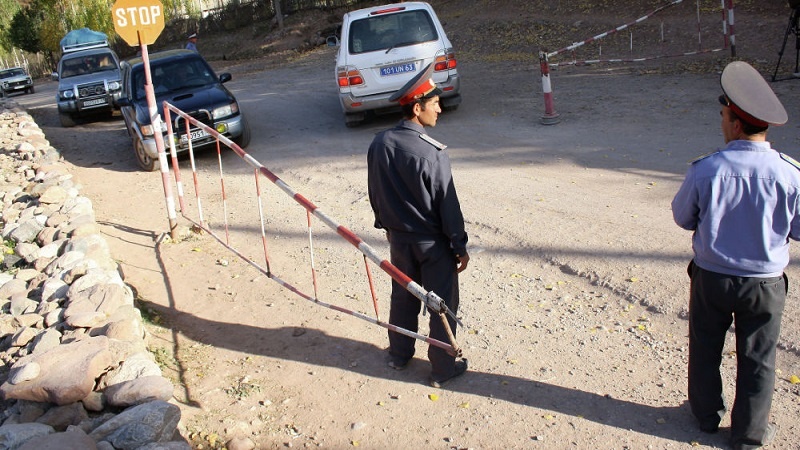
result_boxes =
[397,120,426,135]
[723,140,773,152]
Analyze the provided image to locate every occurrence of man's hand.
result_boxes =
[456,252,470,273]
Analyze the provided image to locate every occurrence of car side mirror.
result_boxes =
[326,36,339,47]
[51,72,58,81]
[219,73,232,83]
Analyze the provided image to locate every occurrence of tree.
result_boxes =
[0,0,22,54]
[7,6,44,54]
[273,0,283,30]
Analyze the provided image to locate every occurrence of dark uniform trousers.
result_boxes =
[387,232,459,380]
[687,261,786,445]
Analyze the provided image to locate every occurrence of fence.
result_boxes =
[157,100,463,357]
[538,0,736,124]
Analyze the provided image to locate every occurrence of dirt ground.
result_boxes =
[11,1,800,449]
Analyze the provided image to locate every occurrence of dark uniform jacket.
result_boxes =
[367,120,468,256]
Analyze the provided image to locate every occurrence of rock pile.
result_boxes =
[0,99,188,450]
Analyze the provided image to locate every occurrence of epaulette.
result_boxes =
[419,133,447,151]
[780,153,800,171]
[688,150,719,164]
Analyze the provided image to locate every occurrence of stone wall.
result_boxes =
[0,99,189,450]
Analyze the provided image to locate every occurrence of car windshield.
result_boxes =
[0,68,26,79]
[61,52,117,78]
[133,57,217,101]
[349,10,437,54]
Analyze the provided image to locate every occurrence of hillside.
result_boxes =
[189,0,790,76]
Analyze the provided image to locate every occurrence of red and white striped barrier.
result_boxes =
[538,0,735,124]
[160,103,463,357]
[724,0,736,57]
[547,47,727,68]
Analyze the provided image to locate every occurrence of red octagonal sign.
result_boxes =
[112,0,165,46]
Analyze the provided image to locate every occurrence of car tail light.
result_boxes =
[434,49,457,72]
[337,67,364,87]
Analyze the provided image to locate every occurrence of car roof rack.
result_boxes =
[62,39,109,53]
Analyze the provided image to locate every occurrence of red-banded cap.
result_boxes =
[720,61,787,127]
[389,63,442,105]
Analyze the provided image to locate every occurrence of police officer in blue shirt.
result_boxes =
[672,61,797,450]
[367,64,469,388]
[186,33,198,52]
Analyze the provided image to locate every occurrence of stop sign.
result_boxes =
[112,0,165,46]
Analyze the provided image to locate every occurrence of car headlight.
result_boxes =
[212,102,239,120]
[140,120,168,137]
[60,90,75,99]
[108,81,121,91]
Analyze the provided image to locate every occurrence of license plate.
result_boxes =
[82,98,107,107]
[180,129,208,143]
[380,63,416,77]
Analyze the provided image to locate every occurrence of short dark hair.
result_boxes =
[719,95,768,135]
[400,96,436,119]
[728,109,768,135]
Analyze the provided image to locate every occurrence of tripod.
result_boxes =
[772,6,800,81]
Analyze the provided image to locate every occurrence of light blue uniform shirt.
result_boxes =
[672,140,800,277]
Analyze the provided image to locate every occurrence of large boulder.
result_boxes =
[0,336,112,405]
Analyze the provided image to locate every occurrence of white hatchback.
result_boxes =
[328,1,461,127]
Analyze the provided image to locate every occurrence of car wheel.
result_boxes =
[133,135,160,171]
[28,86,35,94]
[234,116,251,148]
[58,112,76,127]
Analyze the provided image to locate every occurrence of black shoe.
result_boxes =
[731,423,777,450]
[699,422,719,434]
[388,359,409,371]
[429,359,468,388]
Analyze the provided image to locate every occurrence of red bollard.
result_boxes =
[539,51,561,125]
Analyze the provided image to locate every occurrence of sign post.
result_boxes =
[112,0,178,239]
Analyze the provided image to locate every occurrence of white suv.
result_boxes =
[328,1,461,127]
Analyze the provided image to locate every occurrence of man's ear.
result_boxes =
[732,116,743,134]
[412,102,422,117]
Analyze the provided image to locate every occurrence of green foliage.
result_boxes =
[224,377,261,400]
[0,0,21,53]
[7,6,44,54]
[37,0,117,53]
[162,0,201,20]
[2,239,16,256]
[3,0,198,54]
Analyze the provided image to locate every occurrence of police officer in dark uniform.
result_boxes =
[367,64,469,388]
[672,61,797,450]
